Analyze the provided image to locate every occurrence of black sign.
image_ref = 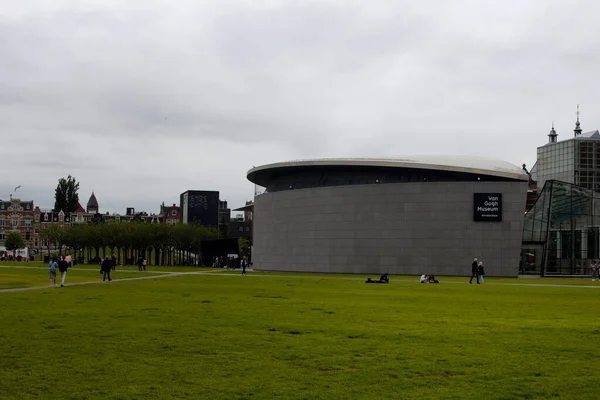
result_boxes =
[474,193,502,222]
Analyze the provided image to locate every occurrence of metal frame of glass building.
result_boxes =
[522,179,600,276]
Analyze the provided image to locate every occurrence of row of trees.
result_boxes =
[38,222,222,266]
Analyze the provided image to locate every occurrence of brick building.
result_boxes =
[0,198,37,249]
[159,203,181,225]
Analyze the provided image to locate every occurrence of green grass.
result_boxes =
[0,261,218,273]
[0,270,599,399]
[0,267,164,289]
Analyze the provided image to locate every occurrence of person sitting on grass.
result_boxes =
[427,274,439,284]
[420,274,428,283]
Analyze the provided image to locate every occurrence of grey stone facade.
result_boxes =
[253,181,527,277]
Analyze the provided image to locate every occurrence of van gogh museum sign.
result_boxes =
[473,193,502,222]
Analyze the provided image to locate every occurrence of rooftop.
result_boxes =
[247,155,529,185]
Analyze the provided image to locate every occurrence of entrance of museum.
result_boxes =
[542,228,600,276]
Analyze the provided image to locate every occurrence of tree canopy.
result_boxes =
[42,222,222,265]
[5,231,25,251]
[54,175,80,213]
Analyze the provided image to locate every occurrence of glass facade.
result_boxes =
[262,166,520,193]
[536,141,575,190]
[523,180,600,276]
[537,137,600,192]
[575,140,600,190]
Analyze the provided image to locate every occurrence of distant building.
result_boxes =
[180,190,219,227]
[218,200,231,235]
[86,192,99,214]
[0,198,37,249]
[532,107,600,192]
[159,203,181,225]
[232,201,254,243]
[522,107,600,276]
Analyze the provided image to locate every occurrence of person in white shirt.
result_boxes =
[420,274,428,283]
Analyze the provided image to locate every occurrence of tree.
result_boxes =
[238,238,251,256]
[5,231,25,251]
[54,175,80,213]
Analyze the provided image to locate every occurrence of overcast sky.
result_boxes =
[1,0,599,214]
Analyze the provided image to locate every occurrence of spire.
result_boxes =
[87,191,99,213]
[548,122,558,143]
[574,104,582,136]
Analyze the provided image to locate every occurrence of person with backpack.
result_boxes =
[58,255,69,287]
[49,256,58,287]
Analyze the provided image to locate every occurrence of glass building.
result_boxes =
[522,180,600,276]
[532,111,600,191]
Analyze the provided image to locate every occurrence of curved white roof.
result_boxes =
[247,155,529,184]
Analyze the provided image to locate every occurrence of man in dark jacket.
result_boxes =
[469,257,480,284]
[58,255,69,287]
[101,258,112,282]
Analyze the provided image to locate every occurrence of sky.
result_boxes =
[1,0,600,214]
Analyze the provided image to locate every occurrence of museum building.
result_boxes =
[247,156,529,277]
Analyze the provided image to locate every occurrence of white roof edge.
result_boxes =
[247,155,529,182]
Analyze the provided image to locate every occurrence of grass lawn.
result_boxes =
[0,261,218,273]
[0,271,599,399]
[0,267,165,290]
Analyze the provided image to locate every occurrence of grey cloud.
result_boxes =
[2,1,600,213]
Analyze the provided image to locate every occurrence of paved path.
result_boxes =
[202,272,600,289]
[1,268,599,294]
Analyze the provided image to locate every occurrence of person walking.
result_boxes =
[469,257,480,284]
[241,257,248,275]
[101,257,112,282]
[137,256,143,272]
[58,255,69,287]
[49,256,58,287]
[477,261,485,284]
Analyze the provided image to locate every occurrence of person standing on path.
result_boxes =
[101,257,112,282]
[477,261,485,284]
[49,256,58,287]
[469,257,480,284]
[241,257,248,275]
[58,255,69,287]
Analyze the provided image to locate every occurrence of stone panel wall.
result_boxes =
[253,181,527,277]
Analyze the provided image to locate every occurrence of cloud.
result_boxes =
[1,0,600,213]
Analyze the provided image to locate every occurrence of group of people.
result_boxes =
[470,258,485,284]
[49,253,120,286]
[419,274,439,283]
[48,255,72,287]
